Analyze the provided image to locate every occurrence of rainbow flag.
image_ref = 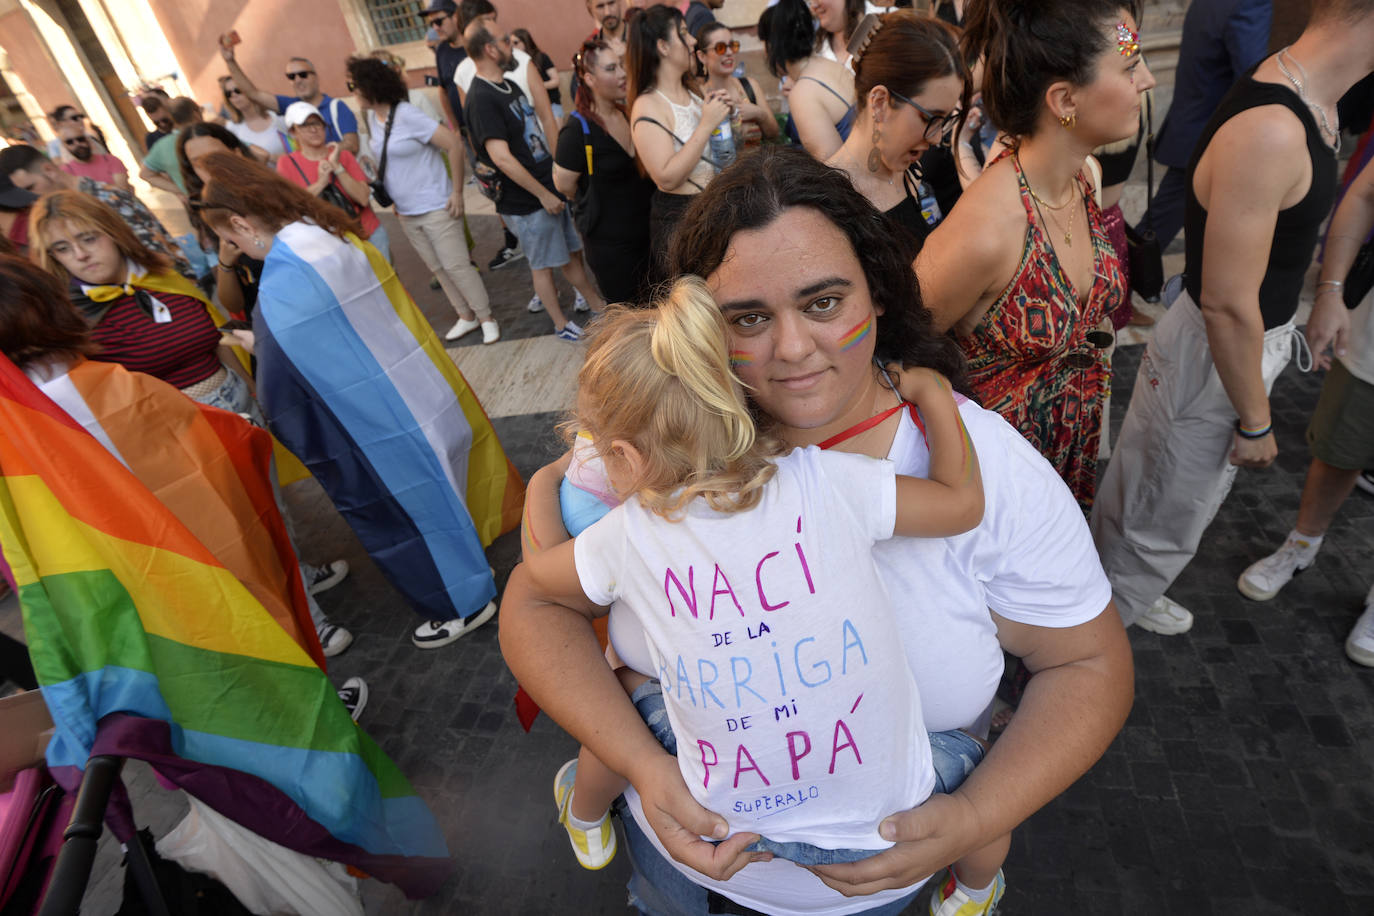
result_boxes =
[0,355,452,898]
[254,223,523,620]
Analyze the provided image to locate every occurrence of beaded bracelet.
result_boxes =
[1234,419,1272,439]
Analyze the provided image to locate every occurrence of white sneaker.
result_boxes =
[1356,470,1374,497]
[446,317,481,341]
[411,601,498,649]
[1136,595,1194,635]
[316,622,354,658]
[527,294,545,313]
[574,289,590,312]
[1237,533,1320,601]
[1346,587,1374,666]
[481,319,501,344]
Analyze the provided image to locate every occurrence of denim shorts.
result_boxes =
[191,366,264,427]
[631,680,985,866]
[503,206,582,270]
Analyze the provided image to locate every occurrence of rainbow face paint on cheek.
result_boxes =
[1115,23,1140,57]
[838,317,873,352]
[729,349,754,366]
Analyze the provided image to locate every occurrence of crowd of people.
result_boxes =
[3,0,1374,913]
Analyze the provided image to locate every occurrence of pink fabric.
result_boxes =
[60,154,126,186]
[1100,202,1134,330]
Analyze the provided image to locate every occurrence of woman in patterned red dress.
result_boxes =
[917,0,1154,512]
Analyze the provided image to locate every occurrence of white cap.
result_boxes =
[283,100,324,128]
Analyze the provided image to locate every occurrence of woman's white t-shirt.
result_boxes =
[618,398,1112,916]
[366,102,450,216]
[227,113,289,159]
[576,447,934,853]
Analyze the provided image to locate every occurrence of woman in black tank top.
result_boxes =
[1184,66,1338,329]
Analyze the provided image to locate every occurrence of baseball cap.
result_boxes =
[424,0,457,14]
[283,101,325,129]
[0,170,37,210]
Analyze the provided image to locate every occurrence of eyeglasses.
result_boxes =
[708,40,740,55]
[63,137,89,147]
[297,119,326,130]
[887,87,961,146]
[285,70,315,81]
[1064,329,1115,370]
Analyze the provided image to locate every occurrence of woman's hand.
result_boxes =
[1307,288,1351,371]
[702,91,733,130]
[446,189,465,220]
[317,156,335,178]
[326,142,342,167]
[217,238,242,268]
[808,792,982,896]
[632,752,772,881]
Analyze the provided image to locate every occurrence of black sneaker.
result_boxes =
[306,560,349,596]
[316,622,354,658]
[411,601,498,649]
[487,246,525,271]
[337,676,368,721]
[1357,470,1374,497]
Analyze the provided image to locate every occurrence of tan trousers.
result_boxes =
[397,207,492,320]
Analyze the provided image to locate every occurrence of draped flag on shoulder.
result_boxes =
[0,355,452,899]
[253,223,523,621]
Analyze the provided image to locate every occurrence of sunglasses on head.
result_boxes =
[285,70,314,80]
[708,40,740,55]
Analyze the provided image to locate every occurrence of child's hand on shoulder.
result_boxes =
[884,364,953,406]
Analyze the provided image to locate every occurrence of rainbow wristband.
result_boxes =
[1235,419,1272,439]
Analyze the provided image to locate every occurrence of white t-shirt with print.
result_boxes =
[366,101,450,216]
[618,399,1113,916]
[455,47,534,102]
[576,446,933,853]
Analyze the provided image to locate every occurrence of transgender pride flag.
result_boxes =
[253,223,523,621]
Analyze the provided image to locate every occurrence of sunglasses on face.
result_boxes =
[285,70,315,81]
[708,40,740,55]
[427,13,448,27]
[225,87,244,96]
[887,87,961,145]
[63,137,89,147]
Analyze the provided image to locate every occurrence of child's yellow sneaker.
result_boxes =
[929,868,1004,916]
[554,758,617,870]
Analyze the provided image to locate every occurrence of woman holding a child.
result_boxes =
[502,146,1132,916]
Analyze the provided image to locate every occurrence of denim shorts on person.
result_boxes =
[503,206,582,270]
[630,680,986,866]
[193,366,264,428]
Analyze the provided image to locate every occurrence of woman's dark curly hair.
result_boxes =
[669,146,968,393]
[176,122,255,199]
[346,55,407,107]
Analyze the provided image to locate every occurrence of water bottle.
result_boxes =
[917,179,944,228]
[709,117,736,171]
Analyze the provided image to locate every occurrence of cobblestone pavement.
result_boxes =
[4,182,1373,914]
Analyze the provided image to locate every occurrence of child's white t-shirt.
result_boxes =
[573,445,934,851]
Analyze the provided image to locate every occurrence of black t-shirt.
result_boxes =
[554,113,654,241]
[434,42,467,129]
[465,77,556,216]
[536,52,562,106]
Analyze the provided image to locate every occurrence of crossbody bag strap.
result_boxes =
[1142,91,1155,229]
[376,104,398,185]
[632,115,708,191]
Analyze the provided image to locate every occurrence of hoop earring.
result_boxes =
[1059,112,1077,129]
[868,126,882,173]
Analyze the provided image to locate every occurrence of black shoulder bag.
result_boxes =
[286,154,359,218]
[370,105,397,209]
[1124,92,1164,301]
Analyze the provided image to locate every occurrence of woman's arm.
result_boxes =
[540,58,561,92]
[333,150,372,207]
[810,603,1133,895]
[215,239,248,319]
[914,169,1016,334]
[631,93,730,193]
[552,163,581,203]
[741,78,779,139]
[426,122,469,218]
[888,369,983,537]
[521,453,573,559]
[1308,158,1374,368]
[787,60,849,160]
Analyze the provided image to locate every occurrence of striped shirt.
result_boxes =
[89,290,223,389]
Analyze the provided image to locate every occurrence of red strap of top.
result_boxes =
[817,400,926,450]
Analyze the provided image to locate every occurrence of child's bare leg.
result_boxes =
[949,830,1010,893]
[567,665,652,822]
